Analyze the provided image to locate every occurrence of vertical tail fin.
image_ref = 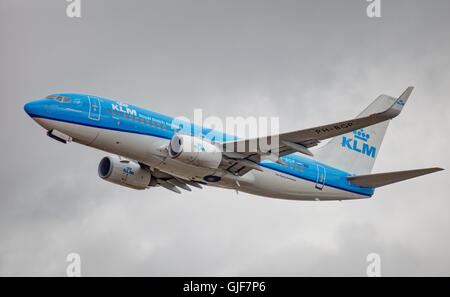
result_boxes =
[314,87,414,175]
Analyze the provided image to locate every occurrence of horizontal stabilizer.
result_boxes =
[347,167,443,188]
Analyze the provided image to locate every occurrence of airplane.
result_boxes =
[24,87,443,201]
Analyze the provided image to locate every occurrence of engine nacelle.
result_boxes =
[168,135,222,169]
[98,156,152,190]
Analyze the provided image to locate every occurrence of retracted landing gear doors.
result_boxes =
[315,164,326,190]
[88,96,101,121]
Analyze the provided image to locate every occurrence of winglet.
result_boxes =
[399,86,414,104]
[379,86,414,119]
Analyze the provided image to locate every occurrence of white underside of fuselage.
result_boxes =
[34,117,370,201]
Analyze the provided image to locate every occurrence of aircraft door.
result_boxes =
[315,165,326,190]
[88,96,101,121]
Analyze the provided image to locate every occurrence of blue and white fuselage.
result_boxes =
[24,89,442,201]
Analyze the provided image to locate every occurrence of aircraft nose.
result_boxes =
[24,102,33,115]
[24,100,46,117]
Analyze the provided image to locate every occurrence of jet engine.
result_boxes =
[168,134,222,169]
[98,156,154,190]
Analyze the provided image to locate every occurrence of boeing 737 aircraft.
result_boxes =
[24,87,443,201]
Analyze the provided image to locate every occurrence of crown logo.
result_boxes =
[353,129,370,142]
[397,99,405,106]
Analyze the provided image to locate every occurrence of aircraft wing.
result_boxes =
[220,87,413,176]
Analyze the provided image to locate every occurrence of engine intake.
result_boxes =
[168,135,222,169]
[98,156,153,190]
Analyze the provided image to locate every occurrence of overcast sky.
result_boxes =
[1,0,449,276]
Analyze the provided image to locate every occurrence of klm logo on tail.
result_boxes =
[341,129,376,158]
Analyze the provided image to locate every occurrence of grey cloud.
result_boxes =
[1,0,449,276]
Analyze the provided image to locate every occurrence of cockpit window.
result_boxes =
[46,95,71,103]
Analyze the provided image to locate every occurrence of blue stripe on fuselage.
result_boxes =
[259,157,373,197]
[30,93,374,197]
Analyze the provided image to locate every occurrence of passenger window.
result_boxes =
[295,165,299,171]
[152,122,155,127]
[112,110,116,115]
[129,115,133,120]
[135,117,139,122]
[106,109,110,113]
[146,120,150,125]
[141,118,144,123]
[290,164,293,169]
[157,123,161,128]
[118,112,122,117]
[163,125,166,130]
